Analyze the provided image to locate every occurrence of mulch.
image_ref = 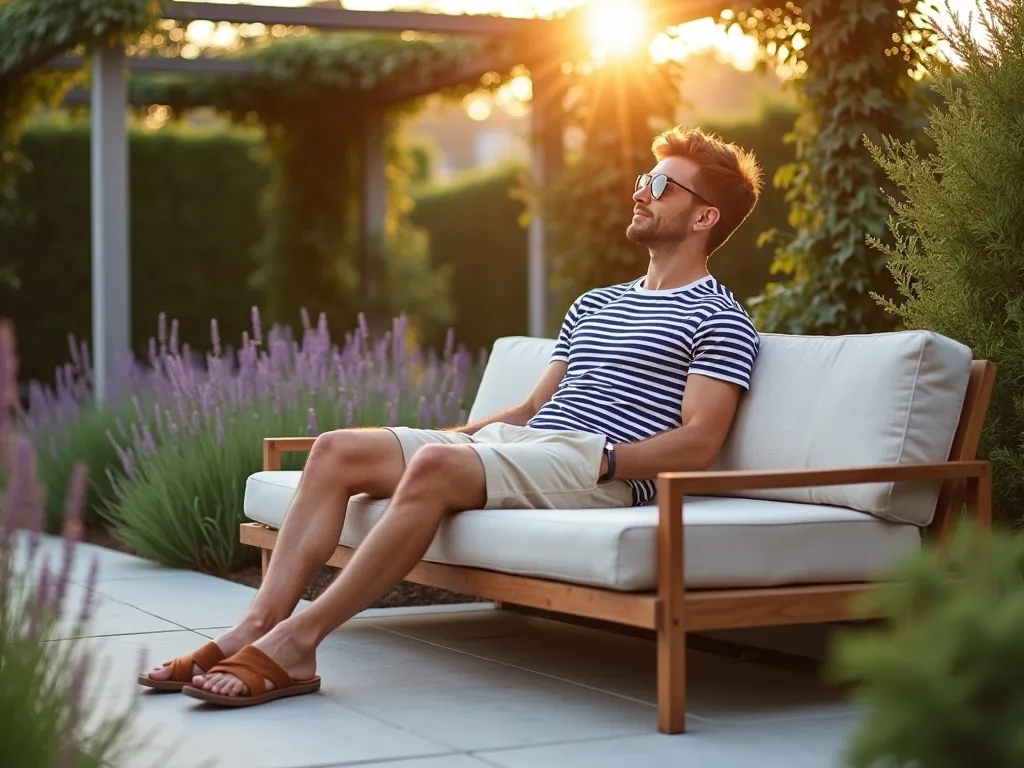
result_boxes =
[82,525,485,609]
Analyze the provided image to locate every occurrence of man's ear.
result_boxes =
[695,206,720,232]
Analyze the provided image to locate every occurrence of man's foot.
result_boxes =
[142,615,272,685]
[190,619,317,699]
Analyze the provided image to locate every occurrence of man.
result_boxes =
[139,126,764,706]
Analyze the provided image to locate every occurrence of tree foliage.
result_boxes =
[0,0,158,234]
[728,1,945,334]
[866,0,1024,527]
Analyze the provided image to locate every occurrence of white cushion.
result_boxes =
[710,331,972,525]
[466,336,556,424]
[467,331,972,527]
[244,471,920,591]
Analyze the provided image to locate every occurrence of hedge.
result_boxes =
[0,121,268,384]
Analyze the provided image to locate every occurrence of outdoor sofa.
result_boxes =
[240,331,996,733]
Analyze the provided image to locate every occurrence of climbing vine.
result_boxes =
[726,1,945,335]
[0,0,158,285]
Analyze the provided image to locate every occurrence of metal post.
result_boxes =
[528,65,564,338]
[90,44,130,407]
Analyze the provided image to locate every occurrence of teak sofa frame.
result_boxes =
[240,360,997,734]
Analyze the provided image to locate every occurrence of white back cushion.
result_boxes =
[468,331,972,527]
[710,331,972,525]
[467,336,556,424]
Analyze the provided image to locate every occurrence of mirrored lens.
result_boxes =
[651,175,668,199]
[635,174,651,193]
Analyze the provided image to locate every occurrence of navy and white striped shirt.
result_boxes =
[527,275,760,506]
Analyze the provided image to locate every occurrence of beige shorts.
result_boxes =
[384,422,634,510]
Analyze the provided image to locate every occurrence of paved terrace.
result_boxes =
[31,535,861,768]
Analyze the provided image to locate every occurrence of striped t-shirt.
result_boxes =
[527,274,760,506]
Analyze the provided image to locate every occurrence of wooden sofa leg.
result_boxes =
[261,548,271,582]
[657,475,687,734]
[657,608,686,734]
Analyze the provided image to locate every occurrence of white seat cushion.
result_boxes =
[244,471,920,591]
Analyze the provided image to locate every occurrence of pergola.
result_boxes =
[43,0,726,405]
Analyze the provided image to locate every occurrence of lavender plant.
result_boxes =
[23,331,151,533]
[98,308,483,574]
[0,320,134,767]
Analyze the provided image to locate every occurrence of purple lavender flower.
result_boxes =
[158,312,167,348]
[215,407,224,445]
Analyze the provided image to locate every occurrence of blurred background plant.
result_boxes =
[830,521,1024,768]
[0,318,135,767]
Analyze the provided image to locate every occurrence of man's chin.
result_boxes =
[626,222,653,245]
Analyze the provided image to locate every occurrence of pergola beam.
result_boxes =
[163,1,561,36]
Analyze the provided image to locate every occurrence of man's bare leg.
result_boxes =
[192,443,487,697]
[143,428,406,683]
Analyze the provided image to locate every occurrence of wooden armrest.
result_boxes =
[264,437,317,453]
[262,437,317,470]
[658,460,989,495]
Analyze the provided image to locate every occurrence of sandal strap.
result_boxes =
[166,641,225,682]
[206,645,294,696]
[191,641,225,673]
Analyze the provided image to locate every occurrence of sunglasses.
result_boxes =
[635,173,713,206]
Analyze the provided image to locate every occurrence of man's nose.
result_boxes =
[633,184,650,203]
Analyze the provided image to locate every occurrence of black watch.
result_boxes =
[599,443,616,482]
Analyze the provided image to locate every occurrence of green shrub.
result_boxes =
[1,320,134,767]
[866,0,1024,526]
[100,311,483,574]
[830,522,1024,768]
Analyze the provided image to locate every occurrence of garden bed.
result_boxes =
[83,525,484,608]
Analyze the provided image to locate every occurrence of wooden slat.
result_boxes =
[240,523,658,629]
[683,583,880,631]
[659,459,987,495]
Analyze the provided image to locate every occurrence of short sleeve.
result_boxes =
[688,308,760,390]
[550,294,586,363]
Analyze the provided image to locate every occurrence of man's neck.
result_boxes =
[643,246,710,291]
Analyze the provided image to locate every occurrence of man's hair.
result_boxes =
[651,127,764,254]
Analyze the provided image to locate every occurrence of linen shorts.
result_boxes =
[384,422,634,510]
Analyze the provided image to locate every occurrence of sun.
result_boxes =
[586,0,650,60]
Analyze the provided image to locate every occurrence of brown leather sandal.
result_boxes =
[181,645,321,707]
[137,641,226,692]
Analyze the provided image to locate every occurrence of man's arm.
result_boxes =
[449,361,568,436]
[604,374,743,478]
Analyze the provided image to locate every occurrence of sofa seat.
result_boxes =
[244,470,921,592]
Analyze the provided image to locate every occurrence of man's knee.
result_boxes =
[396,445,484,510]
[306,428,393,472]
